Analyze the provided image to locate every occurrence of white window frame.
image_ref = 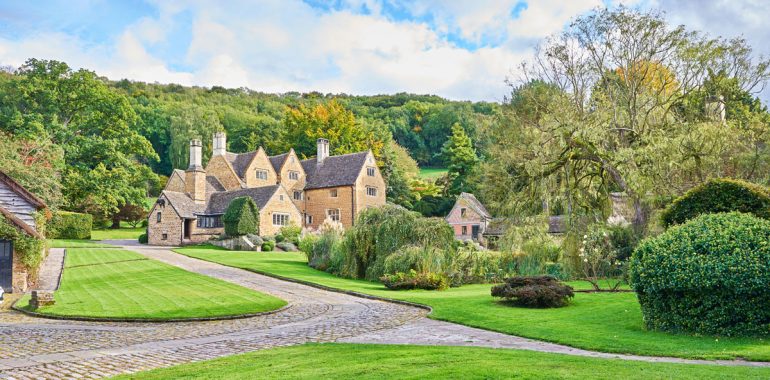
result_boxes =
[366,186,377,197]
[289,170,299,180]
[305,214,313,225]
[367,167,376,176]
[326,209,340,222]
[255,169,268,180]
[273,213,290,226]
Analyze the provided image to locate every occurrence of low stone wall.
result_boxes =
[210,236,262,251]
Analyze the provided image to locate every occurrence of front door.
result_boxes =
[471,225,480,240]
[0,240,12,291]
[184,219,193,240]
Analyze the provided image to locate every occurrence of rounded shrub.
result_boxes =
[491,275,574,308]
[630,212,770,336]
[138,233,148,244]
[261,240,275,252]
[660,178,770,228]
[222,197,259,237]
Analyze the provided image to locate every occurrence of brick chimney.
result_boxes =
[185,139,206,203]
[212,132,227,156]
[317,138,329,163]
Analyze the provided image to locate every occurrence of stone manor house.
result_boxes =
[148,133,386,246]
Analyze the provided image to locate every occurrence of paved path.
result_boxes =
[0,242,768,379]
[35,248,65,292]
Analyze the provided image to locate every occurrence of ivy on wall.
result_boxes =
[0,212,45,273]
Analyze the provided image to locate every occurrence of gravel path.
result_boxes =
[0,241,768,379]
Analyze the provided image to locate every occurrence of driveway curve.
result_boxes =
[0,241,768,379]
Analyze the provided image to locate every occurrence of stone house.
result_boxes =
[0,171,47,293]
[446,192,492,241]
[148,133,386,246]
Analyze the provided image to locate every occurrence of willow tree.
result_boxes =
[483,7,770,230]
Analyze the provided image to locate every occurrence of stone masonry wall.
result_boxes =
[148,196,183,246]
[244,148,278,188]
[259,186,303,236]
[304,186,355,229]
[354,153,387,217]
[278,150,307,211]
[206,155,242,190]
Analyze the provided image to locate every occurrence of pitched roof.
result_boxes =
[206,175,225,195]
[0,171,46,210]
[161,191,205,219]
[224,152,257,178]
[269,153,289,173]
[458,192,491,219]
[0,205,41,238]
[205,185,280,215]
[301,152,369,190]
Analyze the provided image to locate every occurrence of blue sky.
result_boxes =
[0,0,767,101]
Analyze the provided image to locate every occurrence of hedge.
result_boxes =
[222,197,259,237]
[630,212,770,336]
[660,178,770,227]
[48,211,92,239]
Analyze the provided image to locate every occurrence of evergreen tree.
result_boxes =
[440,123,478,195]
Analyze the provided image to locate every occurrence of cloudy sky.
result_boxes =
[0,0,767,101]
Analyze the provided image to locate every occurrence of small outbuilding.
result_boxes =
[446,192,493,241]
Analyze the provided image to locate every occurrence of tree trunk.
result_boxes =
[111,215,121,229]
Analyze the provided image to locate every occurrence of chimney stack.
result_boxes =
[317,138,329,163]
[213,132,227,156]
[188,139,203,170]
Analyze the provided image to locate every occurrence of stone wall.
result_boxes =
[259,186,303,236]
[165,172,185,192]
[354,153,387,217]
[11,248,28,292]
[304,186,355,229]
[244,148,278,188]
[148,195,183,246]
[278,150,307,210]
[206,155,242,190]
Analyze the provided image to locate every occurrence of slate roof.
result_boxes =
[204,185,280,215]
[206,175,225,195]
[224,152,257,178]
[161,191,205,219]
[301,152,369,190]
[0,171,46,210]
[269,153,289,173]
[458,192,491,219]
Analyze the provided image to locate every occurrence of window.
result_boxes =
[162,233,168,240]
[460,208,467,217]
[305,214,313,225]
[366,186,377,197]
[279,194,284,201]
[367,167,376,176]
[157,212,162,223]
[255,169,268,180]
[327,209,340,222]
[288,171,299,180]
[293,191,303,200]
[329,189,338,197]
[197,215,223,228]
[273,213,290,226]
[290,156,296,163]
[461,226,467,235]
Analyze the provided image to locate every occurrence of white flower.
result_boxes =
[583,235,588,239]
[583,258,588,262]
[579,247,585,253]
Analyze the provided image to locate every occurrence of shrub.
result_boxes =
[48,211,92,239]
[491,275,574,308]
[577,224,626,291]
[380,270,449,291]
[222,197,259,237]
[280,223,302,244]
[630,212,770,336]
[138,233,148,244]
[275,234,285,243]
[303,228,344,271]
[261,240,275,252]
[660,178,770,227]
[276,242,298,251]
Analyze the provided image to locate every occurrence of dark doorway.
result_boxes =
[0,240,12,291]
[471,225,480,240]
[184,219,193,240]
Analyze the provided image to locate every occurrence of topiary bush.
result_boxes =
[48,211,92,239]
[138,233,148,244]
[380,270,449,291]
[630,212,770,336]
[222,196,259,237]
[660,178,770,228]
[261,240,275,252]
[491,275,574,308]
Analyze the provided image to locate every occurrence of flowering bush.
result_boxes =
[578,224,625,291]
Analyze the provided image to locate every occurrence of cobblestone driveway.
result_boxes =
[1,242,767,379]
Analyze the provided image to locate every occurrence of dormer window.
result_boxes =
[289,171,299,180]
[256,169,268,180]
[367,167,375,177]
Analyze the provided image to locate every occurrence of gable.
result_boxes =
[165,170,186,192]
[445,198,484,224]
[245,148,278,187]
[0,181,39,230]
[205,155,243,191]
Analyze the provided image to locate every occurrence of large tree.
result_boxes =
[482,8,770,230]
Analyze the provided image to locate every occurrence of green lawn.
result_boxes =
[111,343,770,380]
[17,247,286,320]
[91,226,145,240]
[48,239,114,248]
[176,247,770,361]
[418,166,448,180]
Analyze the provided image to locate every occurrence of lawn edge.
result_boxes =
[11,299,292,323]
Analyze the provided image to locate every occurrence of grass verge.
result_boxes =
[111,343,770,379]
[18,247,286,320]
[176,246,770,361]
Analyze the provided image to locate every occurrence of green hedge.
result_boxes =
[660,178,770,227]
[630,212,770,336]
[222,197,259,237]
[48,211,92,239]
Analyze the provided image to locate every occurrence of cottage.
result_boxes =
[0,171,47,293]
[148,133,386,246]
[445,192,493,241]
